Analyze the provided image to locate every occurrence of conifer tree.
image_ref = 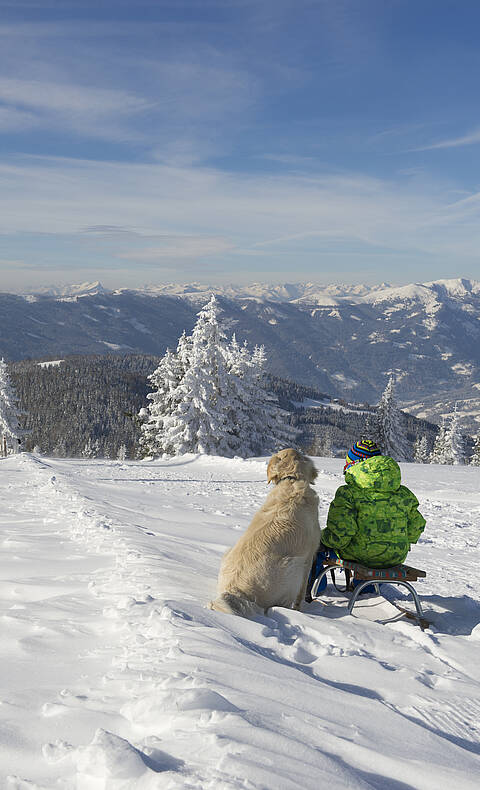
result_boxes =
[117,444,127,461]
[363,410,380,446]
[413,434,429,464]
[243,344,297,455]
[154,295,236,455]
[373,374,412,461]
[140,296,297,457]
[139,348,184,456]
[82,437,100,458]
[470,433,480,466]
[315,428,333,458]
[0,358,23,454]
[322,429,333,458]
[52,438,67,457]
[443,405,465,465]
[221,334,257,454]
[429,419,448,464]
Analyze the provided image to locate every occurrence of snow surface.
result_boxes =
[292,398,370,415]
[100,342,134,351]
[1,453,479,789]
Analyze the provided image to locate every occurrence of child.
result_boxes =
[307,439,426,598]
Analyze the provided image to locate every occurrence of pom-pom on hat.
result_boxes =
[343,439,381,474]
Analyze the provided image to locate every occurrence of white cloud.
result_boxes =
[415,128,480,151]
[0,77,152,141]
[1,154,480,278]
[0,77,148,116]
[0,12,260,165]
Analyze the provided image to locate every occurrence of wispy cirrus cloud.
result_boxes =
[414,127,480,151]
[0,56,257,158]
[0,77,152,141]
[2,154,480,268]
[0,77,149,116]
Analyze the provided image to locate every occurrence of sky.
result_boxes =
[1,0,480,291]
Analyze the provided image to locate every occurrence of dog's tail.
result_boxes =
[208,592,264,618]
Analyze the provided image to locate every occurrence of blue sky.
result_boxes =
[1,0,480,290]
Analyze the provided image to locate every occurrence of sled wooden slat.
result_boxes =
[310,557,428,627]
[322,558,426,582]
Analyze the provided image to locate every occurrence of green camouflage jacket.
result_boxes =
[321,455,426,568]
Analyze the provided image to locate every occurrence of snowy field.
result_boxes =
[1,453,479,789]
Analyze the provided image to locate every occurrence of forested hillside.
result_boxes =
[11,355,155,458]
[10,354,440,459]
[3,279,480,432]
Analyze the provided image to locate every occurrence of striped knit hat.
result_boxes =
[343,439,381,474]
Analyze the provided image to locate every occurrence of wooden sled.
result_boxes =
[310,557,429,629]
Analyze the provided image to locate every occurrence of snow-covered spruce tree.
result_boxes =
[140,296,297,457]
[52,438,67,457]
[429,419,448,464]
[413,434,429,464]
[321,429,334,458]
[470,433,480,466]
[116,443,127,461]
[363,410,380,446]
[443,405,465,465]
[312,427,334,458]
[139,347,185,456]
[159,295,241,455]
[373,374,412,462]
[235,343,296,455]
[222,334,258,454]
[0,358,23,455]
[82,437,100,459]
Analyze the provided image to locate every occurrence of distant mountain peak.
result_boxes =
[20,276,480,308]
[24,281,110,299]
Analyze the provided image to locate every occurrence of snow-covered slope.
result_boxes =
[1,454,479,788]
[360,277,480,305]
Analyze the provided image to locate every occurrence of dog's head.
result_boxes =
[266,448,317,485]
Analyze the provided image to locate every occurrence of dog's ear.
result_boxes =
[306,457,318,482]
[267,454,280,484]
[267,448,301,484]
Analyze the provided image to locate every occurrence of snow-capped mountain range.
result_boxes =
[23,276,480,306]
[3,277,480,430]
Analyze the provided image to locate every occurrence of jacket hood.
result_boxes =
[344,455,401,492]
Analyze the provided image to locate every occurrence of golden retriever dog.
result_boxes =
[208,448,321,618]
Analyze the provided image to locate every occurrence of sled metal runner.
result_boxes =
[310,558,428,628]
